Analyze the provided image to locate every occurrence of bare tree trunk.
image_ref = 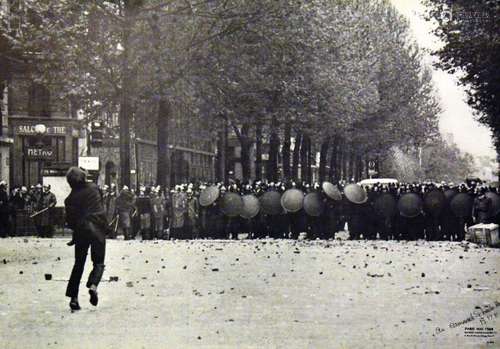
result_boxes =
[267,115,280,182]
[300,135,308,182]
[319,137,330,183]
[341,141,347,181]
[282,119,291,180]
[119,3,133,187]
[347,147,355,181]
[337,138,345,180]
[356,154,363,181]
[148,10,171,188]
[155,99,171,189]
[223,116,228,184]
[0,81,4,136]
[240,124,252,182]
[338,146,343,180]
[329,137,338,182]
[307,136,313,183]
[292,131,302,182]
[216,122,226,182]
[255,118,263,181]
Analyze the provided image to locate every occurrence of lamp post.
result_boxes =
[34,124,47,183]
[168,144,175,188]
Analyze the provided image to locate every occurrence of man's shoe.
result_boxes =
[67,239,75,246]
[69,298,81,311]
[89,287,98,306]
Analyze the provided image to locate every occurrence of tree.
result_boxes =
[4,1,139,185]
[302,0,439,181]
[383,137,476,182]
[192,0,307,181]
[3,0,443,186]
[425,0,500,178]
[3,0,274,186]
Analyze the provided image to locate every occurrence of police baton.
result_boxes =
[29,203,56,218]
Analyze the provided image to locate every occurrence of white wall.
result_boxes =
[0,146,9,186]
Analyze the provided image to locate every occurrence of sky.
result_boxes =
[390,0,496,159]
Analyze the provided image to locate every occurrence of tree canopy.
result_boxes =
[425,0,500,177]
[2,0,444,184]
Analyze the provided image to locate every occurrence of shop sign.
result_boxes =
[25,146,55,160]
[16,125,67,136]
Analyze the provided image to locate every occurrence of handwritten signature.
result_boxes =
[434,301,499,336]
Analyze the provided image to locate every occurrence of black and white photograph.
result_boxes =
[0,0,499,348]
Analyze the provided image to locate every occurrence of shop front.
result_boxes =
[9,117,81,187]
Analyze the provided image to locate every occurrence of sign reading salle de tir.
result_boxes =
[16,125,67,136]
[25,146,55,160]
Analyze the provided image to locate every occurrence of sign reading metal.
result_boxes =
[25,146,55,160]
[16,125,67,136]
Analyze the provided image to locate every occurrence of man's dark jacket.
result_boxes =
[65,182,109,242]
[473,195,492,224]
[0,188,9,213]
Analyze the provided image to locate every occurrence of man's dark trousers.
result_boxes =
[66,235,105,297]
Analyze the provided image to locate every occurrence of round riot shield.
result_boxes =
[199,186,220,207]
[398,193,423,218]
[444,189,458,205]
[240,194,260,219]
[259,191,282,215]
[344,184,367,204]
[450,193,473,218]
[322,181,342,201]
[303,192,324,217]
[424,190,446,217]
[281,188,304,213]
[374,193,397,218]
[485,192,500,217]
[220,192,243,218]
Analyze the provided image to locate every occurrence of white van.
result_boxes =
[358,178,399,186]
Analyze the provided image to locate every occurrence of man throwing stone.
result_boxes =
[64,167,109,311]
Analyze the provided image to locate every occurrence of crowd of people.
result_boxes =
[107,179,498,242]
[0,178,498,242]
[0,181,57,238]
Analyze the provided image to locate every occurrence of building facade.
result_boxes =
[1,0,15,186]
[86,99,217,189]
[151,100,216,186]
[7,74,82,187]
[2,0,81,188]
[0,85,14,186]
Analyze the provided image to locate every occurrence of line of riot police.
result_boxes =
[2,178,498,241]
[195,180,499,241]
[98,179,499,241]
[1,182,57,238]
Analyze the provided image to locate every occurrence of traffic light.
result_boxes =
[86,170,99,183]
[90,121,104,146]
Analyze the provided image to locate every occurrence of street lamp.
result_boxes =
[34,124,47,146]
[34,124,47,183]
[71,127,80,138]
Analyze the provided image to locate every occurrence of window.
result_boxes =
[28,82,50,117]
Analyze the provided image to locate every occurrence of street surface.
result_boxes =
[1,235,499,348]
